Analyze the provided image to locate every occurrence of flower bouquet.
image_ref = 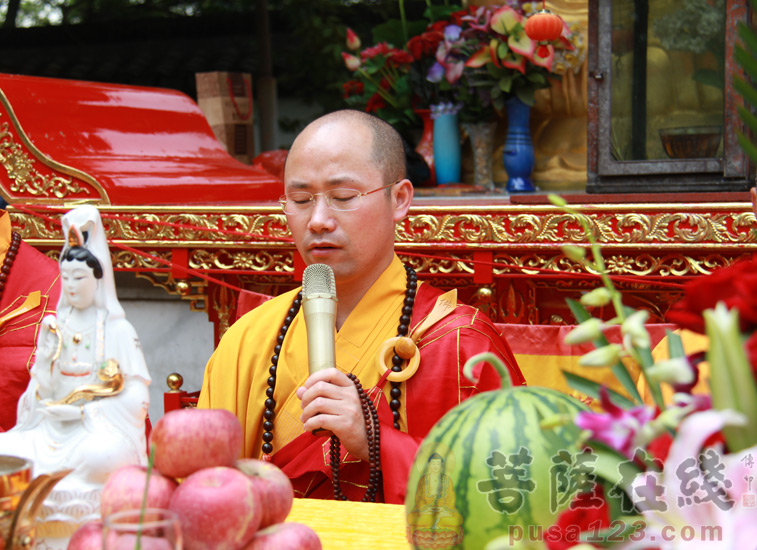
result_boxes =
[528,195,757,550]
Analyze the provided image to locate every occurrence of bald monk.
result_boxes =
[199,110,524,504]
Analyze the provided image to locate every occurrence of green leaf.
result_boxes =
[585,440,642,487]
[515,86,535,106]
[737,104,757,135]
[737,131,757,164]
[736,40,757,70]
[498,74,514,93]
[734,75,757,106]
[562,371,637,409]
[665,329,685,359]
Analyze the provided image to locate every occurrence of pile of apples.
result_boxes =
[68,408,321,550]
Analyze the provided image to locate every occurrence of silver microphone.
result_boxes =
[302,263,338,375]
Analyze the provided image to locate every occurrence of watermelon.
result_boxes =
[405,352,589,550]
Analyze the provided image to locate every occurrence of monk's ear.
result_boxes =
[392,179,414,222]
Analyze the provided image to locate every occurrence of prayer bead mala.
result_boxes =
[261,265,418,501]
[0,232,21,305]
[390,265,417,429]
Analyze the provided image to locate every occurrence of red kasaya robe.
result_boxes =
[0,213,61,431]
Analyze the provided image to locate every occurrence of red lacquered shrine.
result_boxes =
[1,73,754,346]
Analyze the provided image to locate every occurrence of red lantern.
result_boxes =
[525,6,564,58]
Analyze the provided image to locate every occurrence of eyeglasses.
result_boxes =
[278,181,399,214]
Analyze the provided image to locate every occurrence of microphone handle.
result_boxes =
[303,296,337,375]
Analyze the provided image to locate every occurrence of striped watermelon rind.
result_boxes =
[405,352,589,550]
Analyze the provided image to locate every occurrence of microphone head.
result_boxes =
[302,263,336,299]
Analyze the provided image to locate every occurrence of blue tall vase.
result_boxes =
[432,106,461,185]
[502,96,535,193]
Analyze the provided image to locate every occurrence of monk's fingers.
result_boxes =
[299,379,359,410]
[301,368,353,390]
[300,391,361,424]
[301,409,369,460]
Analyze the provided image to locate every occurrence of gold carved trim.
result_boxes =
[133,272,208,313]
[0,90,109,204]
[10,207,755,249]
[397,211,757,245]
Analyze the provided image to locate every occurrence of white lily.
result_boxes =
[620,409,755,550]
[704,302,757,452]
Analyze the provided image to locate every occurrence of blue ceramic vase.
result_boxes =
[431,104,461,185]
[502,96,535,193]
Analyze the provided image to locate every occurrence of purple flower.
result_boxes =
[443,24,461,42]
[427,62,445,83]
[574,387,655,458]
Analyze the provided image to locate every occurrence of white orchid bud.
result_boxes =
[578,343,623,367]
[580,287,612,307]
[646,358,695,385]
[622,309,650,349]
[564,318,603,345]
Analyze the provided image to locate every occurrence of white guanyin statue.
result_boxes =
[0,204,151,544]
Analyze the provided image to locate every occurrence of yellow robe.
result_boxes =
[199,255,416,457]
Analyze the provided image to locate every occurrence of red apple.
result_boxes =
[109,534,174,550]
[235,459,293,528]
[245,523,321,550]
[168,466,260,550]
[67,520,104,550]
[150,408,243,479]
[100,465,178,519]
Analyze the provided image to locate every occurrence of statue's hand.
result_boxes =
[36,315,60,363]
[40,403,81,421]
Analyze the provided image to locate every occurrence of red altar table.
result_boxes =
[1,74,754,345]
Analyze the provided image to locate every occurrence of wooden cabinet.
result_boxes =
[587,0,752,192]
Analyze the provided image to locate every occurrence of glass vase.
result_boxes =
[431,103,461,185]
[502,96,536,193]
[413,108,436,187]
[462,121,497,191]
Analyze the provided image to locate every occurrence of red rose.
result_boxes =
[450,7,474,27]
[387,49,414,66]
[407,31,444,60]
[545,486,610,550]
[666,259,757,333]
[365,93,386,112]
[342,80,363,99]
[429,20,448,33]
[361,42,391,60]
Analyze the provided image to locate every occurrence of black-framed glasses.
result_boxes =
[278,181,399,214]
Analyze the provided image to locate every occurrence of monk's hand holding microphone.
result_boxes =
[297,264,372,461]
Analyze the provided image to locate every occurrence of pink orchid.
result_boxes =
[574,387,656,458]
[621,409,756,549]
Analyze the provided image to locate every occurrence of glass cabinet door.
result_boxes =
[587,0,751,193]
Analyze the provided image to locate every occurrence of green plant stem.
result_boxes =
[136,444,157,550]
[571,208,665,409]
[357,69,400,107]
[398,0,408,46]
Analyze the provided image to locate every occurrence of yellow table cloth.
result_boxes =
[286,498,411,550]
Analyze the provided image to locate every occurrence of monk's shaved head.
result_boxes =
[286,110,406,184]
